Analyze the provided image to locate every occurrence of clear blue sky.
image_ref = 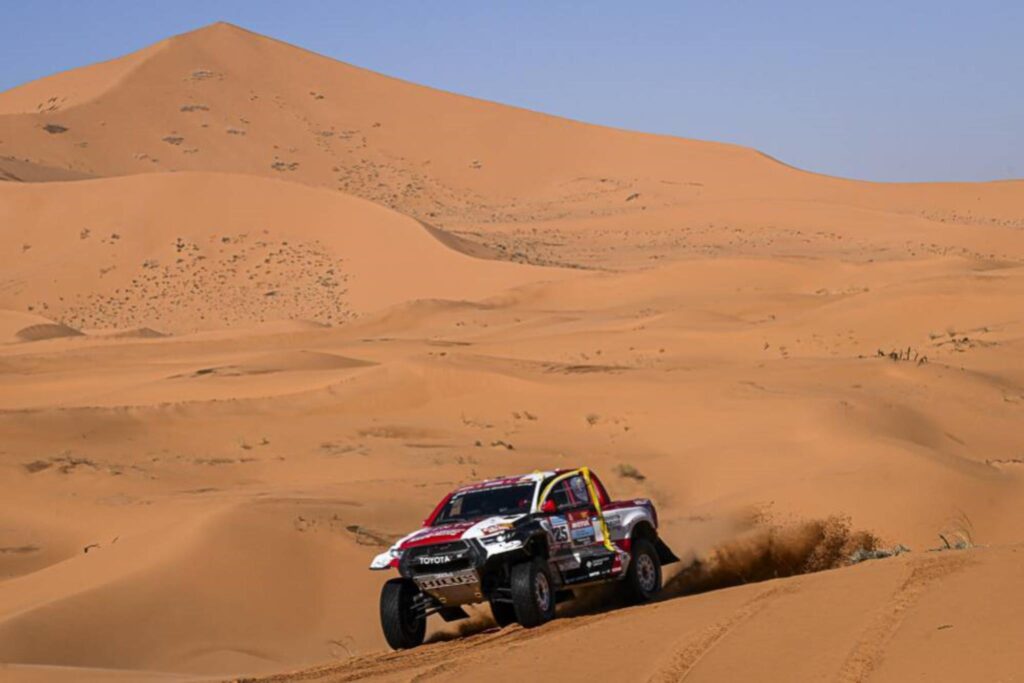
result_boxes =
[3,1,1021,182]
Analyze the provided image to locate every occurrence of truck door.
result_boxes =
[546,474,603,550]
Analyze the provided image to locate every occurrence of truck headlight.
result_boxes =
[482,531,518,545]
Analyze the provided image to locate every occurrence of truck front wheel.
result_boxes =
[510,558,556,627]
[380,578,426,649]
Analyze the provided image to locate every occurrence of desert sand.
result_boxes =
[1,22,1022,682]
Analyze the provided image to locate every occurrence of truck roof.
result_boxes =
[451,469,566,494]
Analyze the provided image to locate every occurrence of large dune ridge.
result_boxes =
[0,21,1022,683]
[0,171,568,333]
[2,23,1022,226]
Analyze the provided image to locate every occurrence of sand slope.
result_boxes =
[247,546,1024,683]
[0,20,1023,683]
[1,251,1022,679]
[0,172,566,332]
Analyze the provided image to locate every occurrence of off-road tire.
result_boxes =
[380,578,426,649]
[510,558,556,627]
[623,537,662,603]
[489,598,518,627]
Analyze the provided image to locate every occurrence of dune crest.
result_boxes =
[0,310,82,344]
[1,21,1020,250]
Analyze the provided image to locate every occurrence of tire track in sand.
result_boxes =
[647,585,794,683]
[244,556,966,683]
[834,554,969,683]
[241,611,608,683]
[405,610,615,682]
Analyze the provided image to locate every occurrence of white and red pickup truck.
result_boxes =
[370,467,678,649]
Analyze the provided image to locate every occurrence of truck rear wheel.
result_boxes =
[510,558,556,627]
[623,537,662,603]
[380,578,426,649]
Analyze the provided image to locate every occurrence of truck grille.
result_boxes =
[403,541,475,576]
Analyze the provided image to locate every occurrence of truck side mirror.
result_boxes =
[541,499,556,513]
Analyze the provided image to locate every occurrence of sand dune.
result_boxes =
[0,310,82,344]
[1,20,1022,683]
[0,500,387,676]
[0,157,93,183]
[1,22,1021,242]
[0,172,567,333]
[243,546,1024,683]
[2,250,1022,679]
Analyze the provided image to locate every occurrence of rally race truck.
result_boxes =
[370,467,678,649]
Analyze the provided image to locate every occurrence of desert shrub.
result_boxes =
[614,463,646,481]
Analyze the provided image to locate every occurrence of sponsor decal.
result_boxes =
[416,570,478,590]
[407,523,472,542]
[570,518,591,529]
[580,555,615,578]
[571,526,596,542]
[556,556,581,570]
[560,552,616,585]
[549,515,567,526]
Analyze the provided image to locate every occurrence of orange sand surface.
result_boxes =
[1,22,1022,682]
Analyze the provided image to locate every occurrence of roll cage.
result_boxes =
[424,468,612,522]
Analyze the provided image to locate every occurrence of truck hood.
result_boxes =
[400,514,526,548]
[369,514,526,569]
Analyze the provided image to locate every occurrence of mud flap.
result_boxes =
[437,606,470,622]
[655,538,680,565]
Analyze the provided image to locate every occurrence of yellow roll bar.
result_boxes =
[537,467,615,552]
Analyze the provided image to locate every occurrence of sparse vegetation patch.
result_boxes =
[614,463,646,481]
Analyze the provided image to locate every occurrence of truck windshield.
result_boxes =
[434,484,535,524]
